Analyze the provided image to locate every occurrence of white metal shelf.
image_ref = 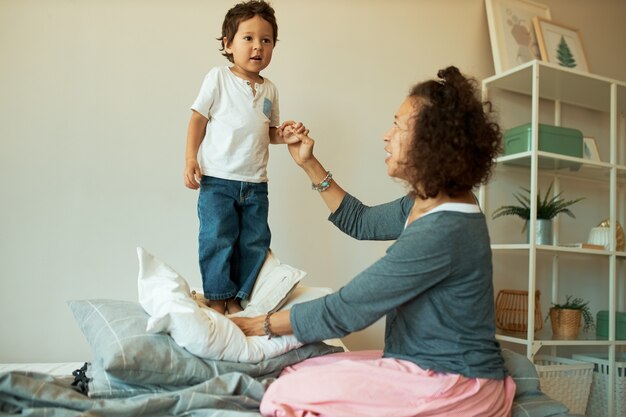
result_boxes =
[482,60,625,417]
[491,244,617,257]
[496,152,613,182]
[483,60,626,113]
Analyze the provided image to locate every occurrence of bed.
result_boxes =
[0,249,577,416]
[0,312,579,417]
[0,347,578,416]
[0,296,345,416]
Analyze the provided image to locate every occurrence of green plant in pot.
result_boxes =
[492,181,584,244]
[546,295,594,338]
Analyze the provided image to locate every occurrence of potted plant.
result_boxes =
[492,181,584,244]
[546,295,595,338]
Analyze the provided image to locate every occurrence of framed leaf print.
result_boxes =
[532,17,589,72]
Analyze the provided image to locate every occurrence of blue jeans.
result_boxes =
[197,176,271,301]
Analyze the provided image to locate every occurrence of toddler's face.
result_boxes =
[225,15,274,78]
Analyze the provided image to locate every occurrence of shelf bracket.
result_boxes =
[530,341,543,359]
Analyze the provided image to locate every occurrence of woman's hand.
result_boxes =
[230,316,265,337]
[231,310,293,337]
[287,132,315,167]
[276,121,309,144]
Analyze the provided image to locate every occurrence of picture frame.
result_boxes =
[582,137,600,162]
[485,0,551,73]
[532,17,589,72]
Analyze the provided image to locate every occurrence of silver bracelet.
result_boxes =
[311,171,333,192]
[263,312,278,339]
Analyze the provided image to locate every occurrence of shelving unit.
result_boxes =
[480,60,626,417]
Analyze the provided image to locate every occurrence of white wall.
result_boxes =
[1,0,625,362]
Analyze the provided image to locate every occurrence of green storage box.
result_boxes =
[596,310,626,340]
[504,123,583,158]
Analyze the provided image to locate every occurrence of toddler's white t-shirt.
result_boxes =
[191,66,280,183]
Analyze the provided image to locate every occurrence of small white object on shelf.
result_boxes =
[560,242,605,250]
[588,227,612,250]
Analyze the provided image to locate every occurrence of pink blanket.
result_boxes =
[261,350,515,417]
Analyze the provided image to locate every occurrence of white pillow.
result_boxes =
[188,250,307,316]
[280,285,333,310]
[233,249,306,316]
[136,247,308,362]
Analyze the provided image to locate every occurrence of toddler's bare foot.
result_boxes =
[205,299,226,315]
[226,298,243,314]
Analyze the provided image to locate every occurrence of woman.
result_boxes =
[231,66,516,417]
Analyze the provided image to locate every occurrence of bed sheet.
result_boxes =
[0,369,268,416]
[0,343,344,416]
[0,362,84,376]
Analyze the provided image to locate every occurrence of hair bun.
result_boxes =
[437,66,462,84]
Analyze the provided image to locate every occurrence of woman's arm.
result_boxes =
[287,134,346,213]
[289,133,411,239]
[329,194,412,241]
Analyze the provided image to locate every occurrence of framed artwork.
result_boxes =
[582,137,600,161]
[485,0,551,73]
[532,17,589,72]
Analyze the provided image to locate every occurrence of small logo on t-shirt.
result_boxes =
[263,98,272,119]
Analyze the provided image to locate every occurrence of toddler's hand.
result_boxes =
[184,159,202,190]
[279,121,309,144]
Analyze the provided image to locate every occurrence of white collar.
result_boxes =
[425,202,481,215]
[404,203,480,229]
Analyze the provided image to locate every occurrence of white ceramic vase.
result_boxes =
[588,226,611,250]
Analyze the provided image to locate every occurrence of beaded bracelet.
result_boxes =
[311,171,333,192]
[263,312,278,339]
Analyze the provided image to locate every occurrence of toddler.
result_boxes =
[184,0,305,315]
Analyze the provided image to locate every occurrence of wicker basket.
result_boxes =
[572,353,626,417]
[495,289,542,332]
[535,355,594,415]
[550,308,582,338]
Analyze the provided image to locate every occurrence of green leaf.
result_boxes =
[492,181,584,222]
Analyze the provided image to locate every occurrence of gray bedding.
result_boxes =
[0,299,575,416]
[0,299,344,416]
[0,369,266,416]
[0,355,577,417]
[0,341,343,416]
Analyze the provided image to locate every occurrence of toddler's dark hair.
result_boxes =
[218,0,278,63]
[405,66,502,199]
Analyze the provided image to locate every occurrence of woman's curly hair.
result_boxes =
[404,66,502,199]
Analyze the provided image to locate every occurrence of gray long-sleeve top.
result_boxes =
[290,193,506,379]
